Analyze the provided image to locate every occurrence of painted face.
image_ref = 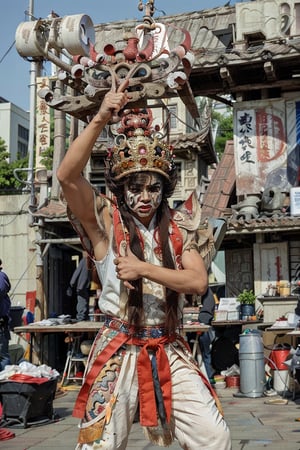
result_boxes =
[124,172,163,220]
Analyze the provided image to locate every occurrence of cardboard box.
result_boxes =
[215,298,240,321]
[227,311,240,321]
[214,310,228,321]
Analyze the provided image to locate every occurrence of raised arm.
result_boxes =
[57,83,129,257]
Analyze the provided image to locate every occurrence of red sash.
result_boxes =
[73,329,220,426]
[73,332,175,427]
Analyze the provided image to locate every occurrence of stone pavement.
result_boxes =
[2,383,300,449]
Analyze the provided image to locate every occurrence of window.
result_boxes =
[169,105,178,129]
[18,142,28,158]
[18,125,29,141]
[18,125,29,158]
[175,161,182,185]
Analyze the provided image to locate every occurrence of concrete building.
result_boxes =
[0,97,29,161]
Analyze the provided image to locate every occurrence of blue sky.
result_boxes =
[1,1,237,111]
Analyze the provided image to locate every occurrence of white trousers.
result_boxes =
[76,344,232,450]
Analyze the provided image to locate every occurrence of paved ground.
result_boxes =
[1,382,300,449]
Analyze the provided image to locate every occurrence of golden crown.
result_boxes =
[106,109,175,180]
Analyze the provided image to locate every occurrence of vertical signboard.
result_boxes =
[35,77,51,173]
[234,100,286,196]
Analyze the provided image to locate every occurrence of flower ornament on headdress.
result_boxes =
[106,108,175,180]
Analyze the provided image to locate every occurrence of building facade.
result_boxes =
[10,0,300,330]
[0,97,29,161]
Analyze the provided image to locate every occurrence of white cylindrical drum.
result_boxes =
[15,21,46,57]
[56,15,95,56]
[273,369,289,393]
[290,187,300,216]
[239,332,266,398]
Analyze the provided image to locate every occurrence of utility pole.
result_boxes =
[51,79,66,200]
[26,0,45,322]
[27,0,40,215]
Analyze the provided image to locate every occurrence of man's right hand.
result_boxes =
[95,79,130,123]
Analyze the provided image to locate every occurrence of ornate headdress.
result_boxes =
[106,109,175,180]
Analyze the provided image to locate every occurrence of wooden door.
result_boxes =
[225,248,253,297]
[253,242,289,296]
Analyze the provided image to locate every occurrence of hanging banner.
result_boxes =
[286,99,300,187]
[35,77,51,172]
[233,99,286,195]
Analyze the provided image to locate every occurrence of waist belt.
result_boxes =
[73,318,176,428]
[104,316,169,339]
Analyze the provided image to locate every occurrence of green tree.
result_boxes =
[196,97,233,159]
[39,145,54,170]
[0,137,29,192]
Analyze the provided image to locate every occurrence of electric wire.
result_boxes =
[0,41,16,64]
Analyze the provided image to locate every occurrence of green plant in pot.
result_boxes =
[237,289,256,320]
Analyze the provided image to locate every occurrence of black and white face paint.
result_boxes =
[124,172,163,219]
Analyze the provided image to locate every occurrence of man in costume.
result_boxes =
[57,81,231,449]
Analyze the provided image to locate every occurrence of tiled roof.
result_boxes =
[227,214,300,234]
[201,140,235,220]
[170,129,217,165]
[201,140,300,234]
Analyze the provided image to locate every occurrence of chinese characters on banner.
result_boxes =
[35,77,51,174]
[234,100,286,196]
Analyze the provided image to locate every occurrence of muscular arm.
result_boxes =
[57,83,129,259]
[114,247,208,295]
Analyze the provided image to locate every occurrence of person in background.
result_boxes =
[198,287,216,382]
[0,259,11,370]
[67,253,91,322]
[57,83,231,449]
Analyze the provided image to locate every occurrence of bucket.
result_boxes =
[239,332,266,397]
[9,306,25,330]
[269,348,290,370]
[226,375,240,388]
[273,369,289,393]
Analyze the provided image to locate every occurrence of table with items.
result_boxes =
[211,319,264,343]
[13,320,104,363]
[14,319,210,365]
